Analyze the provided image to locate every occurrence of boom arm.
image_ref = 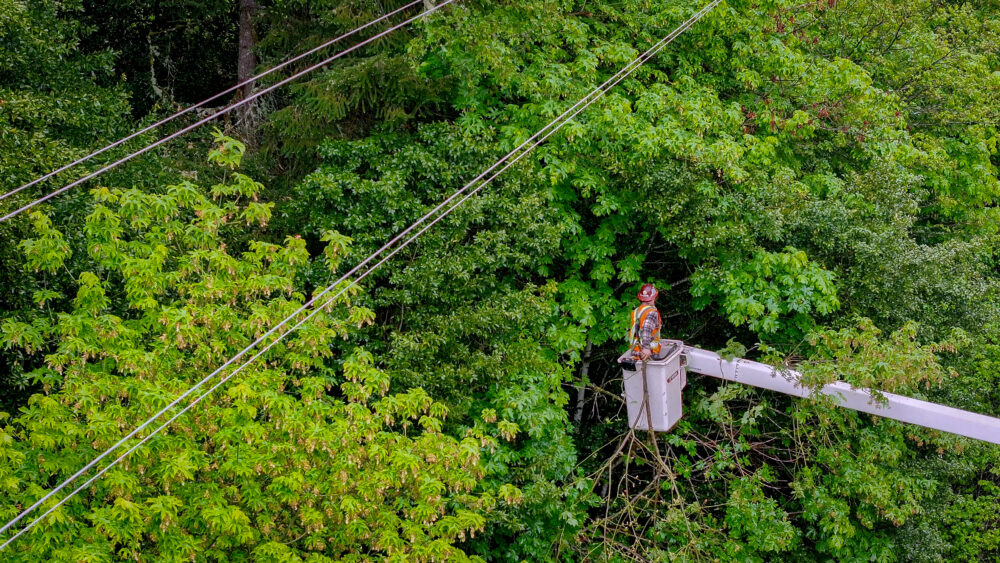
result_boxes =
[683,346,1000,445]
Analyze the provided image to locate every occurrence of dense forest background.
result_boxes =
[1,0,998,560]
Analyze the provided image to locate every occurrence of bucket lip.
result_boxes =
[618,339,684,365]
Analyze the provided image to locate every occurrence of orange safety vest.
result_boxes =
[629,304,661,355]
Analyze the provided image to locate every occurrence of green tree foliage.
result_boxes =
[288,122,587,560]
[2,0,999,560]
[808,0,1000,228]
[0,0,132,190]
[0,0,136,409]
[0,143,505,560]
[691,247,840,337]
[277,0,999,558]
[257,0,454,171]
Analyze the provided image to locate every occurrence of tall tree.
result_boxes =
[0,137,511,561]
[236,0,259,132]
[0,0,133,410]
[2,0,998,559]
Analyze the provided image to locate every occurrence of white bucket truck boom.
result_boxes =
[620,340,1000,445]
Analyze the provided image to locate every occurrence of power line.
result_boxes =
[0,0,719,547]
[0,0,423,205]
[0,0,720,549]
[0,0,460,540]
[0,3,466,545]
[0,0,456,224]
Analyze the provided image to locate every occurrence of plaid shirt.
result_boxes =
[631,305,661,349]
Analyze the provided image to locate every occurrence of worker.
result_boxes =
[629,283,664,361]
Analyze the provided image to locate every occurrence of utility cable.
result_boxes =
[0,0,460,542]
[0,0,456,224]
[0,0,423,205]
[0,0,719,549]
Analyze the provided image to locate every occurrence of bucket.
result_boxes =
[618,340,685,432]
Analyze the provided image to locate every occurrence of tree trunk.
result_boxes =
[574,340,593,424]
[236,0,258,125]
[147,35,166,104]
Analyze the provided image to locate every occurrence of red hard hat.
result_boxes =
[637,283,658,301]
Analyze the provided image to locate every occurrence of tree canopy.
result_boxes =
[0,0,998,560]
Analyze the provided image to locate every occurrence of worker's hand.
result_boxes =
[639,348,652,361]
